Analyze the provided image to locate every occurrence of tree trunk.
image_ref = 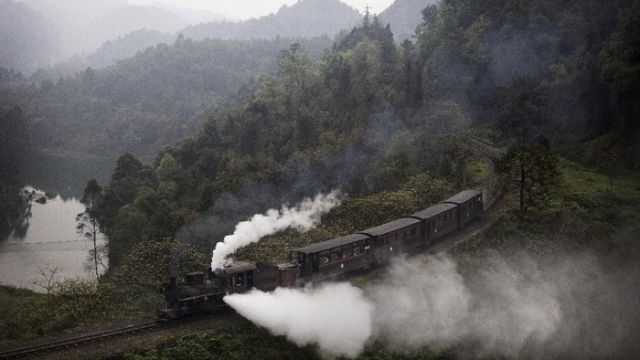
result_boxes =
[520,156,526,212]
[92,220,99,282]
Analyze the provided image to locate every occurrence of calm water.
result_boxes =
[0,150,126,291]
[0,189,108,291]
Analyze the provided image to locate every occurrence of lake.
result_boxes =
[0,147,118,291]
[0,188,108,291]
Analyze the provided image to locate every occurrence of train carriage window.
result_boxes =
[330,251,342,262]
[410,228,416,236]
[343,245,353,258]
[354,244,363,256]
[320,252,330,265]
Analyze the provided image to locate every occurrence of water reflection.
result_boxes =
[0,188,107,291]
[24,150,115,199]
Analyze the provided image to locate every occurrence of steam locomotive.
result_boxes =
[159,189,483,320]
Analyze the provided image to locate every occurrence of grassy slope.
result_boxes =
[0,286,46,348]
[123,159,639,359]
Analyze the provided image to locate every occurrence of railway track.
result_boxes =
[0,309,236,360]
[0,137,507,360]
[0,320,162,359]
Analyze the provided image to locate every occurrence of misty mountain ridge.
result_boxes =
[379,0,438,41]
[2,0,434,80]
[30,29,178,81]
[0,0,59,74]
[181,0,363,41]
[19,0,191,57]
[1,35,333,157]
[22,0,366,78]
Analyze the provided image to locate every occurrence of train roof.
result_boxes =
[410,203,457,220]
[358,217,420,237]
[223,261,257,275]
[295,233,370,254]
[443,189,482,205]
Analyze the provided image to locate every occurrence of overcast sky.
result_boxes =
[129,0,395,20]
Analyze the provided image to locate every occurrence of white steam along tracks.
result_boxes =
[0,137,505,359]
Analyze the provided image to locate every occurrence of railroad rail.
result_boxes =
[0,309,235,360]
[467,136,507,211]
[0,137,507,360]
[0,320,162,359]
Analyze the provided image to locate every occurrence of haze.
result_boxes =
[129,0,395,20]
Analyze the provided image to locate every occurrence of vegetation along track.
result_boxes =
[0,310,234,359]
[0,320,161,359]
[0,137,505,359]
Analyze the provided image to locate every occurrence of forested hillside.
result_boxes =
[0,106,29,239]
[31,30,178,81]
[0,36,332,157]
[0,0,58,73]
[84,0,640,268]
[182,0,362,41]
[2,1,640,357]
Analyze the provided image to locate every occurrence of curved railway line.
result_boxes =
[0,137,507,360]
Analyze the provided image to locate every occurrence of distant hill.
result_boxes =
[151,2,228,24]
[31,30,178,81]
[2,36,332,157]
[182,0,362,41]
[20,0,190,59]
[0,0,58,73]
[379,0,437,41]
[26,0,360,79]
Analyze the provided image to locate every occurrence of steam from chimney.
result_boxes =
[223,253,640,358]
[224,283,373,358]
[210,190,340,270]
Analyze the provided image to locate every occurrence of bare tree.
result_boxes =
[31,263,60,296]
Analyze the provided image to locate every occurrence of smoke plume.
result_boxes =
[224,283,373,358]
[370,254,563,357]
[224,252,640,359]
[210,191,340,269]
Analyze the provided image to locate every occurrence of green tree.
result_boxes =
[77,179,104,282]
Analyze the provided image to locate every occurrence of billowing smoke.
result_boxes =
[225,252,640,359]
[210,191,340,270]
[370,254,563,357]
[224,283,373,358]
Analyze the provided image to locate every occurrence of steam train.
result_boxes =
[159,189,483,319]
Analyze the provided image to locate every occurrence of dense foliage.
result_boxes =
[89,16,470,268]
[1,0,639,356]
[0,36,331,157]
[82,0,640,270]
[414,0,639,166]
[0,106,29,238]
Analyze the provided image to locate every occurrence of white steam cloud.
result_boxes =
[224,253,640,358]
[370,255,563,357]
[224,283,373,358]
[211,191,340,270]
